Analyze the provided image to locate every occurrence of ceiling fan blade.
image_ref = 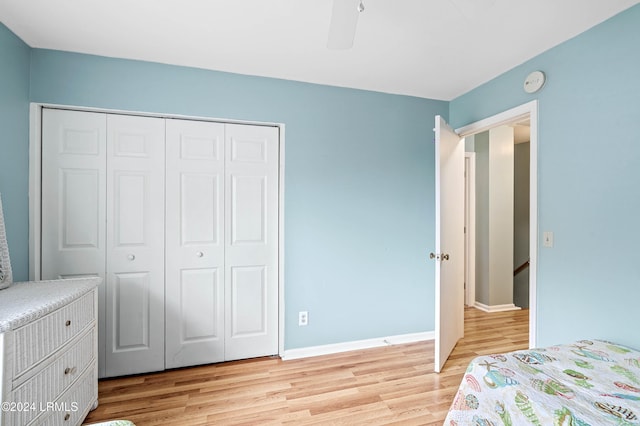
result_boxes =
[327,0,361,50]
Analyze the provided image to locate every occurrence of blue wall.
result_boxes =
[8,3,639,352]
[451,4,640,349]
[25,50,447,349]
[0,24,30,281]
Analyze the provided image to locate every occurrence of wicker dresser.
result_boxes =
[0,277,100,426]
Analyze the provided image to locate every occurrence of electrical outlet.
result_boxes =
[298,311,308,326]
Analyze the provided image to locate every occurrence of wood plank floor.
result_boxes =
[84,308,528,425]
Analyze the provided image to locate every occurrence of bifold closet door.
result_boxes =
[165,119,226,368]
[165,121,279,366]
[41,109,108,377]
[41,110,166,378]
[104,114,166,377]
[42,110,279,375]
[224,124,279,360]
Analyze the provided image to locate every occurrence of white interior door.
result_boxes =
[224,124,279,360]
[434,115,465,373]
[165,119,226,368]
[105,114,165,377]
[41,108,108,377]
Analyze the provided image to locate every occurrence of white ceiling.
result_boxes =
[1,0,637,100]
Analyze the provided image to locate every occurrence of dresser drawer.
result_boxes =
[32,366,97,426]
[12,290,95,378]
[10,329,95,425]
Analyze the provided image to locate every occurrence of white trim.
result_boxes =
[28,104,42,281]
[30,102,279,128]
[456,102,534,137]
[277,125,286,358]
[455,100,538,349]
[29,102,287,356]
[464,152,476,308]
[281,331,435,361]
[473,302,522,313]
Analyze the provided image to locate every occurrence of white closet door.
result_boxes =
[105,114,165,377]
[165,119,225,368]
[41,110,107,278]
[41,108,108,377]
[224,124,279,360]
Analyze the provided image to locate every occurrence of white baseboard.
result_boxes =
[473,302,522,313]
[281,331,435,361]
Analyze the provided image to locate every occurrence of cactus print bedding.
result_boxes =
[444,339,640,425]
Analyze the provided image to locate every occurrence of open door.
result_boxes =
[434,116,465,373]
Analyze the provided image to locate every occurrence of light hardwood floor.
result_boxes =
[84,308,529,425]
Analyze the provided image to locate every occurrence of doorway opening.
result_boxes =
[463,122,530,310]
[456,101,538,348]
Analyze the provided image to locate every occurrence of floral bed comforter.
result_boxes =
[444,340,640,425]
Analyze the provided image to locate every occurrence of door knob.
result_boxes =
[430,252,450,261]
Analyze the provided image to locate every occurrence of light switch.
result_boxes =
[543,231,554,248]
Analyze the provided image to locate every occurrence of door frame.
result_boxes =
[464,152,476,307]
[28,102,287,357]
[455,100,538,348]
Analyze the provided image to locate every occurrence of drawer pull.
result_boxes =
[64,366,77,375]
[64,413,71,421]
[65,320,71,327]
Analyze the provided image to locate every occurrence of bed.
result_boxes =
[444,339,640,425]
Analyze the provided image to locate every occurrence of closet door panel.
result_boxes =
[181,174,219,244]
[179,268,221,338]
[105,114,165,377]
[41,109,106,277]
[230,265,267,335]
[41,108,108,377]
[165,119,225,368]
[224,124,279,360]
[113,271,152,349]
[230,175,267,245]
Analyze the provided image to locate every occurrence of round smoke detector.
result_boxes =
[524,71,546,94]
